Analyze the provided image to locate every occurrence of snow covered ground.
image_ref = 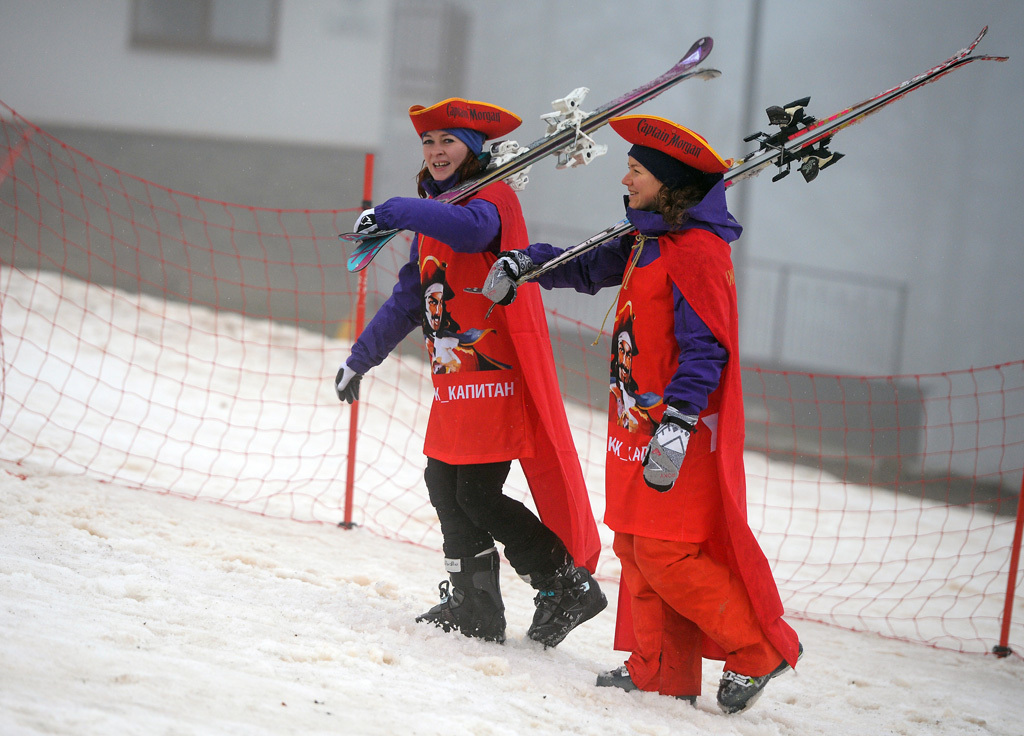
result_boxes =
[2,268,1023,734]
[2,460,1023,736]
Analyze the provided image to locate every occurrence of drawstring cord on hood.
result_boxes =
[593,233,650,346]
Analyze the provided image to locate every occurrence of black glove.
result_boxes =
[335,361,363,404]
[482,250,535,305]
[641,406,697,492]
[352,208,381,237]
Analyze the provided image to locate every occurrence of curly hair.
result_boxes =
[653,170,727,228]
[415,154,485,198]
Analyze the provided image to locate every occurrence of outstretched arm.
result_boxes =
[375,197,501,252]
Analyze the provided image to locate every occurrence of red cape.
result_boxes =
[613,229,799,666]
[477,184,602,572]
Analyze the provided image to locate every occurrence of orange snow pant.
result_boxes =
[613,532,783,697]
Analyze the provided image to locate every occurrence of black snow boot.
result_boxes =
[596,665,638,691]
[416,549,506,643]
[717,641,804,714]
[525,553,607,648]
[596,665,696,704]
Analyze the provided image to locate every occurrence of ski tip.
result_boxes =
[966,26,989,54]
[966,27,1008,63]
[680,36,713,66]
[970,27,1009,63]
[339,227,400,244]
[343,230,401,272]
[346,255,370,272]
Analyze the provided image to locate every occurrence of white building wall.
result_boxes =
[0,0,391,147]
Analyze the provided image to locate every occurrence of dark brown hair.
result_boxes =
[629,142,725,225]
[654,183,710,228]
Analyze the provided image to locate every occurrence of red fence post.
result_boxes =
[995,475,1024,657]
[341,153,374,529]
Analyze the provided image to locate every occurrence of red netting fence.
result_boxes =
[2,102,1022,657]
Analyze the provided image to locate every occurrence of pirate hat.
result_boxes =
[409,98,522,140]
[610,114,730,174]
[612,301,639,357]
[420,256,455,301]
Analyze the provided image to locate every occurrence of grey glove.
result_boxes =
[482,250,535,305]
[352,207,381,236]
[335,360,363,404]
[641,406,697,492]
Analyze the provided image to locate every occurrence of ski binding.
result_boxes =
[744,97,844,183]
[487,140,532,191]
[488,87,611,192]
[539,86,609,169]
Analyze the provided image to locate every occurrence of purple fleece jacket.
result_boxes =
[523,180,743,416]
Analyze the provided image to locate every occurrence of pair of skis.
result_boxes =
[343,28,1007,278]
[507,26,1007,286]
[343,36,719,272]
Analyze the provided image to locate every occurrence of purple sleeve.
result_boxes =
[664,285,728,416]
[346,237,422,374]
[375,197,501,253]
[522,237,631,295]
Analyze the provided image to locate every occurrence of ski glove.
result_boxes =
[335,360,363,404]
[353,208,381,236]
[482,250,535,305]
[641,406,698,492]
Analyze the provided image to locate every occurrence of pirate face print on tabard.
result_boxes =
[420,256,510,375]
[609,301,661,435]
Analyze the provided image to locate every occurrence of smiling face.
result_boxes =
[621,155,663,211]
[421,130,472,181]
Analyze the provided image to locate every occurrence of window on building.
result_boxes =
[131,0,280,58]
[389,0,469,109]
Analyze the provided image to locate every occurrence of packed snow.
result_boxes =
[1,268,1022,735]
[3,464,1023,736]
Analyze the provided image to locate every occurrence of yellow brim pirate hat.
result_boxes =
[610,114,730,177]
[409,98,522,141]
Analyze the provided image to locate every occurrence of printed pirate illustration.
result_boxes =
[421,255,510,374]
[609,301,661,435]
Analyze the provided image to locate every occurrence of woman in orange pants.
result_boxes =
[483,114,802,713]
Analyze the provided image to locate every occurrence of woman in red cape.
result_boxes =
[335,97,604,647]
[484,114,802,713]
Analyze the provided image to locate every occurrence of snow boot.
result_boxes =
[415,549,506,643]
[596,665,696,704]
[525,553,607,648]
[717,641,804,714]
[596,665,638,692]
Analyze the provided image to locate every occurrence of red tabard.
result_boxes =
[419,232,532,464]
[417,182,602,571]
[604,247,721,542]
[610,229,801,667]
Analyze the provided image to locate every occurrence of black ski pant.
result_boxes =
[424,457,565,580]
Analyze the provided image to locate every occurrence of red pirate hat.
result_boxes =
[420,256,455,301]
[609,114,730,173]
[409,98,522,140]
[612,301,639,357]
